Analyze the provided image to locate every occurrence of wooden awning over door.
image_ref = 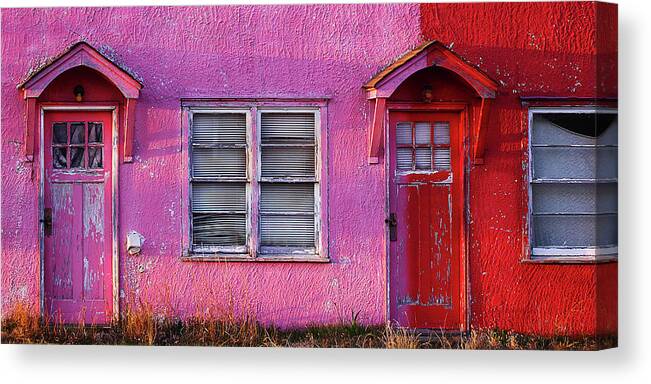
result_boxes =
[363,41,498,164]
[19,42,143,162]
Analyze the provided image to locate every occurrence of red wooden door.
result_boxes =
[388,111,462,330]
[43,111,113,325]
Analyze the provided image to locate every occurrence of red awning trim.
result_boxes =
[364,41,498,164]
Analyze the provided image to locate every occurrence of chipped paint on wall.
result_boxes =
[0,3,616,335]
[2,3,421,327]
[419,1,617,336]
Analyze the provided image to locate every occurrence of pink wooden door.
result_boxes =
[388,111,463,330]
[43,111,113,325]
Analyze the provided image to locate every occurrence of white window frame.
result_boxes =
[527,106,618,263]
[184,102,328,262]
[188,108,252,255]
[256,108,323,258]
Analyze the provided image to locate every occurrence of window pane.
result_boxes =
[530,111,618,254]
[414,122,430,144]
[433,122,450,145]
[415,148,431,170]
[53,147,67,168]
[532,214,617,248]
[70,147,84,168]
[532,147,617,180]
[260,183,314,213]
[88,123,103,143]
[532,113,617,145]
[88,147,103,169]
[396,148,412,170]
[70,123,85,144]
[53,123,67,144]
[192,183,245,211]
[396,122,412,144]
[260,214,315,247]
[261,113,315,143]
[193,213,245,246]
[597,119,618,146]
[532,183,617,214]
[261,147,315,177]
[193,113,246,145]
[192,148,246,178]
[433,148,451,170]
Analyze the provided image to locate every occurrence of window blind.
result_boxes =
[259,112,317,249]
[191,113,247,249]
[395,121,450,171]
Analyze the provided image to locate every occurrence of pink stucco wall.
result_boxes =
[1,4,421,326]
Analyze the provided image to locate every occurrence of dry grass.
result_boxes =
[383,323,420,349]
[1,303,616,350]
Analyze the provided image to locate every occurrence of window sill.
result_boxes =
[521,255,618,264]
[181,252,330,263]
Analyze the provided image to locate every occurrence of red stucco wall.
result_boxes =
[419,1,617,335]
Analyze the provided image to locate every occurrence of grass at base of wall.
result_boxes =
[1,303,616,350]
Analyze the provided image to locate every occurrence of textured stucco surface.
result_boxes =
[1,4,421,327]
[419,1,617,335]
[1,2,616,335]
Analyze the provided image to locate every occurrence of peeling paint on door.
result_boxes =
[389,112,462,329]
[43,111,113,324]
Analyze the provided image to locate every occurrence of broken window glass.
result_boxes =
[88,122,103,143]
[529,110,618,258]
[53,147,67,169]
[70,122,85,144]
[88,147,103,169]
[70,147,84,168]
[53,123,67,144]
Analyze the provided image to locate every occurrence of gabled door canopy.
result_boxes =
[19,42,143,162]
[364,40,498,164]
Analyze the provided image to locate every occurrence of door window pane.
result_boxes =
[70,147,85,168]
[70,123,85,144]
[414,122,430,144]
[396,122,412,144]
[53,123,67,144]
[395,120,450,171]
[53,147,67,168]
[52,121,103,170]
[88,123,103,143]
[396,148,412,170]
[87,147,103,169]
[415,148,432,170]
[433,148,451,170]
[433,122,450,145]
